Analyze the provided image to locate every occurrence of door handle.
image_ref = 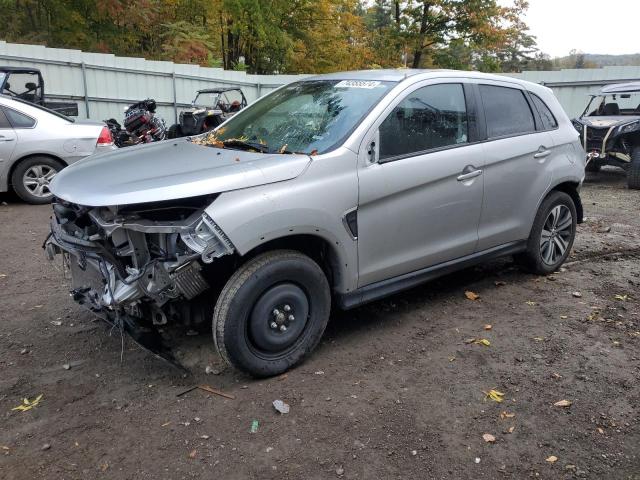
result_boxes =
[457,169,483,181]
[0,135,14,142]
[534,148,551,159]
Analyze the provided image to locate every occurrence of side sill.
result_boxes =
[337,240,527,310]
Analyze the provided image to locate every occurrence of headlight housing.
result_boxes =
[619,121,640,134]
[180,213,234,263]
[572,120,584,133]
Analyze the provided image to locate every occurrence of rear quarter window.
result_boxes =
[0,108,11,129]
[530,93,558,130]
[479,85,536,138]
[4,107,36,128]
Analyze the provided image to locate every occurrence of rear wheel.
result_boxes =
[213,250,331,377]
[515,191,577,275]
[628,147,640,190]
[11,156,64,204]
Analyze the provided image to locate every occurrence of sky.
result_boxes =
[519,0,640,58]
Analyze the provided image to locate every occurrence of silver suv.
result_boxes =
[46,70,585,377]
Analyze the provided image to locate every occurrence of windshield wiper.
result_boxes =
[222,139,269,153]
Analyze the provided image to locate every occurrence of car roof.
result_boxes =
[197,88,243,94]
[302,69,538,88]
[0,66,41,74]
[600,82,640,94]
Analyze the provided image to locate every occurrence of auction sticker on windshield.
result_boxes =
[334,80,381,89]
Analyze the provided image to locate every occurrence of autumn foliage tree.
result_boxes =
[0,0,542,74]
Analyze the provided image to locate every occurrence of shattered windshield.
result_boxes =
[587,93,640,116]
[193,80,393,155]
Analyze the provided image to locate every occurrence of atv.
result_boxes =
[572,82,640,189]
[167,88,247,138]
[0,66,78,116]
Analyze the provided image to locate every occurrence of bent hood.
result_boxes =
[50,139,311,206]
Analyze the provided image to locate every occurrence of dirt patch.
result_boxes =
[0,169,639,479]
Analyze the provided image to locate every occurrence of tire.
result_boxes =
[167,124,183,139]
[628,147,640,190]
[11,156,64,204]
[213,250,331,377]
[585,159,601,172]
[515,191,577,275]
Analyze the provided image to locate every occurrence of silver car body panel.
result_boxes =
[47,69,584,308]
[50,138,312,206]
[0,95,113,192]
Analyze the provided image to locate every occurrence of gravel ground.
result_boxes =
[0,168,639,479]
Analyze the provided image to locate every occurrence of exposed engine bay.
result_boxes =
[44,195,234,367]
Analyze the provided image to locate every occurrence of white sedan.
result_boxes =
[0,95,115,204]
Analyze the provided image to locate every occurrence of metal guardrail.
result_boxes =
[0,53,285,121]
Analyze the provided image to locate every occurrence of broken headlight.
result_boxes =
[180,213,234,263]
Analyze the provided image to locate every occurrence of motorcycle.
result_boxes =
[104,99,167,147]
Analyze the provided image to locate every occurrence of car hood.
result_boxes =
[576,116,640,128]
[50,138,311,206]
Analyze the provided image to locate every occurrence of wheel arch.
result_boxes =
[549,180,583,224]
[237,233,347,294]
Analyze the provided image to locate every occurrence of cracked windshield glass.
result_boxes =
[192,80,393,155]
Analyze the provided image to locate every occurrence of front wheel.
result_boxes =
[515,191,577,274]
[628,147,640,190]
[213,250,331,377]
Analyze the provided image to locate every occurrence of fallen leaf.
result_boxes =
[500,411,515,419]
[546,455,558,463]
[484,324,492,330]
[507,426,515,433]
[554,399,572,408]
[11,394,43,412]
[552,372,562,379]
[100,463,109,472]
[597,427,604,434]
[188,449,197,459]
[483,389,505,403]
[525,301,536,306]
[464,338,477,344]
[572,291,582,298]
[448,357,456,362]
[161,421,171,427]
[494,281,506,287]
[482,433,496,443]
[465,291,480,301]
[533,337,544,342]
[614,294,628,301]
[560,315,568,319]
[474,338,491,346]
[1,446,9,450]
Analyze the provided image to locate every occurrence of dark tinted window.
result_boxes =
[379,83,468,160]
[0,108,11,129]
[530,93,558,130]
[5,107,36,128]
[479,85,535,138]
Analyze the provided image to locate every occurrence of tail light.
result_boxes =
[97,126,114,146]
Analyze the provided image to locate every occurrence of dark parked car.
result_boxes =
[572,82,640,189]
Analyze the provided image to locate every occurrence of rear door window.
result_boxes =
[379,83,468,160]
[479,85,535,138]
[530,93,558,130]
[4,107,36,128]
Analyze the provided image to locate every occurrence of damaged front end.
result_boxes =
[44,195,234,367]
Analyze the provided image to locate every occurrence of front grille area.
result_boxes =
[585,126,609,152]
